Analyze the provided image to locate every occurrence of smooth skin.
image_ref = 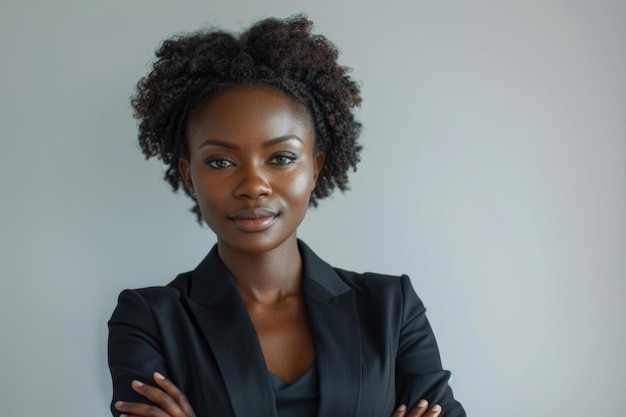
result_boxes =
[181,85,321,382]
[116,86,441,416]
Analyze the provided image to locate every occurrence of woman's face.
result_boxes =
[179,85,324,255]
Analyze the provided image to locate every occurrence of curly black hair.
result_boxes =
[131,15,362,223]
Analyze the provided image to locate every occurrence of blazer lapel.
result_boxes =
[185,247,277,417]
[180,242,363,417]
[300,241,363,417]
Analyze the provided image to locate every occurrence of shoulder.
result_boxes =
[333,267,413,294]
[300,240,411,296]
[110,272,193,318]
[334,267,400,290]
[332,267,426,314]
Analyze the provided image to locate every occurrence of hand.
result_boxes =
[114,372,197,417]
[391,399,442,417]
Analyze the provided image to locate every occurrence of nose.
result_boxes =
[233,164,271,199]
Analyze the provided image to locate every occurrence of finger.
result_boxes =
[407,399,429,417]
[390,404,407,417]
[118,414,166,417]
[152,373,197,417]
[130,380,187,417]
[422,404,442,417]
[115,400,169,417]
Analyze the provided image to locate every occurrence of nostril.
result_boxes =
[234,172,271,198]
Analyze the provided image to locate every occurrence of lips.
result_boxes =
[228,207,278,232]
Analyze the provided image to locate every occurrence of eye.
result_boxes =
[205,157,235,169]
[269,152,297,166]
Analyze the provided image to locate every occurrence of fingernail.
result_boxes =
[154,371,165,380]
[418,399,428,408]
[397,404,407,411]
[132,380,144,387]
[432,404,442,412]
[115,401,124,408]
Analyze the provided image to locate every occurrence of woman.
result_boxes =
[108,15,465,417]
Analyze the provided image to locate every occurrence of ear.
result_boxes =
[312,151,325,183]
[178,157,194,194]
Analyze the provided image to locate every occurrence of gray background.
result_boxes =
[1,0,624,416]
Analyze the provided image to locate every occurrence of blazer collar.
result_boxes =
[183,240,362,417]
[186,239,352,306]
[298,241,363,417]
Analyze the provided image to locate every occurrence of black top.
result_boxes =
[269,361,319,417]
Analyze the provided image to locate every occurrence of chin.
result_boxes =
[216,230,298,255]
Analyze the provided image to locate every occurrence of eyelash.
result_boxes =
[205,157,234,169]
[269,152,297,165]
[204,152,297,169]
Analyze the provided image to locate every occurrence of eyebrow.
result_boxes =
[198,135,303,150]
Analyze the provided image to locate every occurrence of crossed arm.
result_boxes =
[109,277,464,417]
[114,373,444,417]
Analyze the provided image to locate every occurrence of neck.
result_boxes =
[217,236,303,305]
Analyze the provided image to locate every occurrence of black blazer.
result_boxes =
[108,241,465,417]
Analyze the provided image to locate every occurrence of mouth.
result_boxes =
[228,207,279,232]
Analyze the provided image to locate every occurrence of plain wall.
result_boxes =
[1,1,624,416]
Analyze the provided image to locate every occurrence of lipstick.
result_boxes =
[229,207,278,232]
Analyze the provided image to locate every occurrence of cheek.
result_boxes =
[197,200,225,236]
[190,178,225,223]
[283,168,316,206]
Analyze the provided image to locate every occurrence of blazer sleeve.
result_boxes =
[107,289,170,417]
[395,275,466,417]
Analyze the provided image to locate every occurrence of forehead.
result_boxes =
[186,85,313,143]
